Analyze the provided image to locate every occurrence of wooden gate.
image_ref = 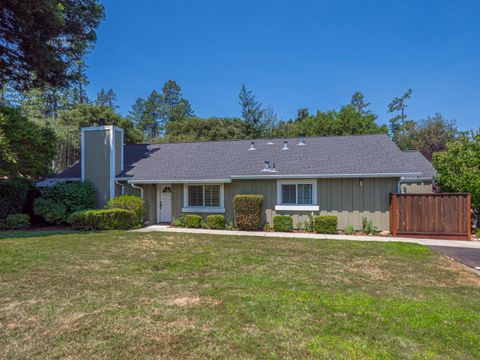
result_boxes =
[390,193,471,240]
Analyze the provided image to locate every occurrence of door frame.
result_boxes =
[156,184,172,223]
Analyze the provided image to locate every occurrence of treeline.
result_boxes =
[0,0,463,180]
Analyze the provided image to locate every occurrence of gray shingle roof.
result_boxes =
[54,134,436,181]
[401,151,437,178]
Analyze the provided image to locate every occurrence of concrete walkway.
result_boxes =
[134,225,480,249]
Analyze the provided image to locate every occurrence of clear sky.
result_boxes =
[86,0,480,130]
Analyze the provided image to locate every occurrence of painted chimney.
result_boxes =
[81,126,124,207]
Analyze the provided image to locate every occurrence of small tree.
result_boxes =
[432,130,480,227]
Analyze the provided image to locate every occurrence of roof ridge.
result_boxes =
[125,132,390,147]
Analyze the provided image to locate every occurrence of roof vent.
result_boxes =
[297,134,306,146]
[261,160,278,173]
[248,141,256,151]
[267,139,274,145]
[282,140,289,150]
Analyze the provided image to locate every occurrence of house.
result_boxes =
[49,125,436,230]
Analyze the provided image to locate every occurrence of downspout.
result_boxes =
[131,183,144,198]
[115,180,125,195]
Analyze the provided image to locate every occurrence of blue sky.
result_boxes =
[86,0,480,130]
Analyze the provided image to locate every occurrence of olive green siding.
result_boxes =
[164,177,398,230]
[400,181,433,194]
[84,129,110,207]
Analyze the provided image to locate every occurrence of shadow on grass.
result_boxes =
[0,230,80,239]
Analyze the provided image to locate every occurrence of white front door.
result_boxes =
[157,185,172,223]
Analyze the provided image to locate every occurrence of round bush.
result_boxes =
[34,197,66,224]
[206,215,225,229]
[183,214,202,228]
[4,213,30,230]
[105,195,146,225]
[273,215,293,232]
[313,216,338,234]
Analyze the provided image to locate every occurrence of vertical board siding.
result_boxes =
[133,177,398,230]
[390,193,471,240]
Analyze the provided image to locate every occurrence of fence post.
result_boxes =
[390,193,397,237]
[467,193,471,240]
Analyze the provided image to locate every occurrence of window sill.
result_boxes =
[182,207,226,213]
[275,205,319,211]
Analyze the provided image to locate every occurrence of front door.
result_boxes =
[157,185,172,223]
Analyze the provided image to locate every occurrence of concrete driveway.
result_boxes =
[430,246,480,270]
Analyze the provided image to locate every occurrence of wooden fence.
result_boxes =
[389,193,471,240]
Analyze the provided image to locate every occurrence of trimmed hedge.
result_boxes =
[183,214,202,228]
[0,178,31,219]
[206,215,225,229]
[1,213,30,230]
[273,215,293,232]
[105,194,146,225]
[67,209,137,230]
[313,216,338,234]
[233,195,263,230]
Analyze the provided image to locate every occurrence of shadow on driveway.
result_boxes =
[430,246,480,270]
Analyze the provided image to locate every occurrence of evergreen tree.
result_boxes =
[350,91,371,114]
[160,80,193,123]
[95,88,117,110]
[238,84,272,138]
[388,88,413,144]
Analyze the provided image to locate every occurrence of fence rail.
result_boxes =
[389,193,471,240]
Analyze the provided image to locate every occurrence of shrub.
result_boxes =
[106,194,146,225]
[314,216,338,234]
[4,213,30,230]
[206,215,225,229]
[233,195,263,230]
[171,216,185,227]
[273,215,293,232]
[183,214,202,228]
[45,181,96,215]
[344,224,354,235]
[263,223,271,231]
[304,212,315,232]
[34,197,66,224]
[362,217,377,235]
[67,209,137,230]
[475,228,479,239]
[0,178,31,219]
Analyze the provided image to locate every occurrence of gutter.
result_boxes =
[126,179,232,184]
[130,183,144,198]
[230,173,422,180]
[115,180,125,195]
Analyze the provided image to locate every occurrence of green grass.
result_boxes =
[0,231,479,359]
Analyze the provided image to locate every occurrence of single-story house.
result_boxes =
[47,126,436,230]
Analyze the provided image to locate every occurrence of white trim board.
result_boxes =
[276,179,317,206]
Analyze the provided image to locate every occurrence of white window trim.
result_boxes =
[182,183,225,213]
[275,179,319,211]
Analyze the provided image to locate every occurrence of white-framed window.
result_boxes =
[276,179,319,211]
[183,184,225,213]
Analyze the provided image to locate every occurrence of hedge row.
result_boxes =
[233,195,263,230]
[172,214,226,229]
[271,214,338,234]
[67,209,137,230]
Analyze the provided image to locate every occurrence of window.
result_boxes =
[280,183,314,205]
[188,185,220,207]
[188,185,203,206]
[282,184,297,204]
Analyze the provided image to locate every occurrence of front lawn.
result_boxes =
[1,231,479,359]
